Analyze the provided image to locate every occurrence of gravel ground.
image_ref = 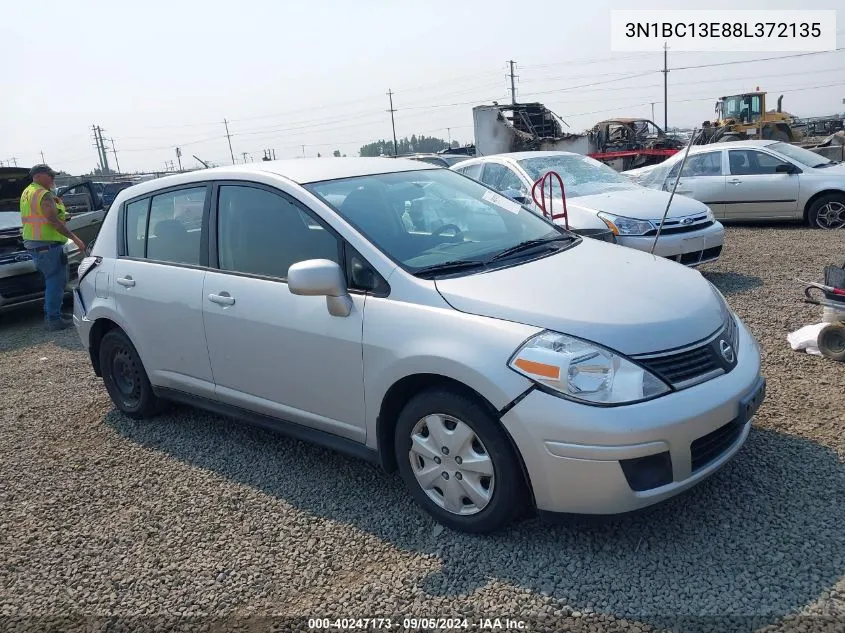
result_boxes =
[0,225,843,633]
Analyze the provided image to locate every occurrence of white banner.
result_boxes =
[611,10,837,52]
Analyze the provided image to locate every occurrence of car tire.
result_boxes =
[394,388,527,533]
[99,329,164,419]
[806,193,845,230]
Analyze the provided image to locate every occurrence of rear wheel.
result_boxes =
[394,388,527,533]
[99,329,164,419]
[807,193,845,230]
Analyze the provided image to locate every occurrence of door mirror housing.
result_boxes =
[287,259,353,317]
[503,189,529,205]
[775,163,799,175]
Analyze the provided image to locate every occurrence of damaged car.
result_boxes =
[453,151,725,266]
[0,167,103,313]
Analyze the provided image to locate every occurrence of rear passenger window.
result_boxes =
[125,199,149,258]
[217,185,339,279]
[146,187,207,265]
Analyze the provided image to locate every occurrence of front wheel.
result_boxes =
[807,194,845,230]
[394,388,528,533]
[99,329,164,419]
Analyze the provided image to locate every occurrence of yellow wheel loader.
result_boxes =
[694,90,804,144]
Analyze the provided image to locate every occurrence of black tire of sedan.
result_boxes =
[394,388,527,533]
[99,329,164,419]
[807,193,845,230]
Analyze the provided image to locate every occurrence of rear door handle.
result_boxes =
[208,292,235,306]
[116,276,135,287]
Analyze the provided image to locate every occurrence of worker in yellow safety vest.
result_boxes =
[20,164,86,331]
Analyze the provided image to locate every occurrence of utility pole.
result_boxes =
[223,118,235,164]
[508,60,518,105]
[10,157,18,167]
[301,145,305,157]
[662,43,669,130]
[175,147,183,171]
[241,152,248,164]
[447,127,451,144]
[386,89,398,157]
[650,102,655,121]
[109,138,121,174]
[92,125,110,174]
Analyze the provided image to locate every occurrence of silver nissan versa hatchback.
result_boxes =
[74,158,765,533]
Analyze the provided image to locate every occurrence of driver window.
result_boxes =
[481,163,526,195]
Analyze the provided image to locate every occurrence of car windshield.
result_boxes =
[768,142,835,168]
[305,168,575,274]
[517,154,640,197]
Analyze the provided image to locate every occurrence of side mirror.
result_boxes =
[775,163,798,174]
[503,189,529,204]
[287,259,352,317]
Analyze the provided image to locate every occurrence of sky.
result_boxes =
[1,0,843,174]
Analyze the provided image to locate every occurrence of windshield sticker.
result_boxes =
[482,190,522,214]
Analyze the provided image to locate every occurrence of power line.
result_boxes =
[671,47,845,71]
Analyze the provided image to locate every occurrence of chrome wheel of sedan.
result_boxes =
[814,201,845,230]
[408,413,495,515]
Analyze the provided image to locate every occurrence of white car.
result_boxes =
[453,151,725,267]
[624,139,845,229]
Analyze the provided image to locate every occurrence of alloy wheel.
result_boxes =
[814,201,845,229]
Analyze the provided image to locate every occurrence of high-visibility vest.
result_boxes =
[19,183,67,243]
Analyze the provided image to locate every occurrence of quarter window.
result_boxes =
[216,185,339,279]
[125,198,150,258]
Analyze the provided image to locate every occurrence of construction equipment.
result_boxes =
[694,89,803,144]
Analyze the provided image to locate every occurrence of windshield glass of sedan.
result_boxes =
[768,142,834,168]
[305,168,571,271]
[517,154,640,197]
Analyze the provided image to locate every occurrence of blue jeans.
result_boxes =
[28,244,68,322]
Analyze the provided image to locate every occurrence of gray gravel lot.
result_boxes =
[0,225,843,633]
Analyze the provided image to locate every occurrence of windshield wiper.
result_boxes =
[413,260,487,278]
[814,162,836,168]
[489,235,574,261]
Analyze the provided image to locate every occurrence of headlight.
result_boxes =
[703,207,715,222]
[508,331,670,405]
[597,212,654,236]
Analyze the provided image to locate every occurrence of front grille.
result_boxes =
[690,419,743,471]
[633,313,739,389]
[637,344,720,385]
[645,219,715,236]
[0,272,45,299]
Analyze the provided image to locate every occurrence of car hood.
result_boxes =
[434,237,724,356]
[0,212,21,231]
[568,187,706,220]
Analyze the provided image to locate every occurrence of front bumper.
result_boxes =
[0,247,83,310]
[501,315,763,514]
[617,221,725,266]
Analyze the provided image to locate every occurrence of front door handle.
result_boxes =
[116,276,135,287]
[208,292,235,306]
[728,179,742,185]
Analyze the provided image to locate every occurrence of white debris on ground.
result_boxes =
[788,323,827,356]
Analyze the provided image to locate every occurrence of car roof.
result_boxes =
[683,139,779,153]
[454,151,584,166]
[109,158,439,200]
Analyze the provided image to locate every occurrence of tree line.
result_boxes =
[358,135,461,157]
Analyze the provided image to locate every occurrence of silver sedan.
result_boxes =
[624,139,845,229]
